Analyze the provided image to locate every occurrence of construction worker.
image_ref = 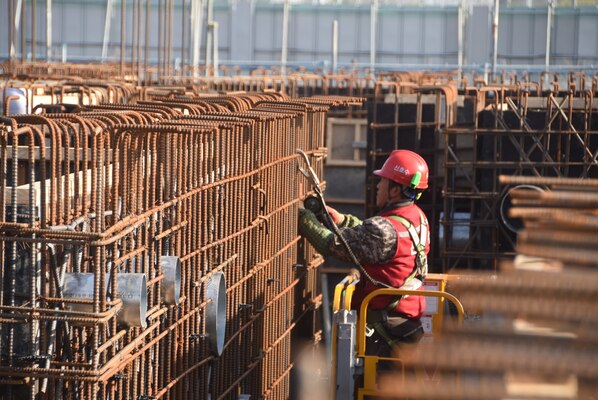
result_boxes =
[298,149,430,359]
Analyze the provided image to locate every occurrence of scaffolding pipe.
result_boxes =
[281,0,290,76]
[212,21,219,77]
[9,0,24,59]
[46,0,52,61]
[144,0,149,83]
[158,0,162,79]
[162,0,168,80]
[162,0,168,77]
[492,0,500,76]
[181,0,186,76]
[205,0,213,76]
[457,0,464,76]
[9,0,14,61]
[545,0,554,72]
[31,0,36,61]
[169,0,174,78]
[191,0,202,79]
[132,0,137,69]
[20,0,25,62]
[332,20,338,74]
[370,0,377,73]
[120,0,125,75]
[136,0,141,77]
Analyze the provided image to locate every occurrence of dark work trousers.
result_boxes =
[365,316,424,371]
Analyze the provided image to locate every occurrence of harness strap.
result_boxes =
[371,322,397,348]
[389,210,429,279]
[383,210,429,311]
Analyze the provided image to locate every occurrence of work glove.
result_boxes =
[298,208,333,255]
[298,207,320,234]
[325,206,345,225]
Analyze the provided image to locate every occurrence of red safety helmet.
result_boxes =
[373,150,429,189]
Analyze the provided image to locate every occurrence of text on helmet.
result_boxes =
[393,165,410,175]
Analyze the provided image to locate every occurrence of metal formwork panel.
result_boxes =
[314,9,337,55]
[466,5,492,66]
[578,13,598,61]
[254,5,282,61]
[365,77,457,271]
[442,87,598,271]
[553,12,579,65]
[501,8,548,65]
[3,1,598,70]
[291,10,319,61]
[377,7,459,66]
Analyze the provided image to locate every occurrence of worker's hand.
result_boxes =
[325,206,345,225]
[349,268,361,280]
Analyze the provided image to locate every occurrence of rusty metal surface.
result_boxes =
[2,63,597,398]
[363,72,598,272]
[0,86,364,399]
[365,78,458,270]
[442,84,598,271]
[390,177,598,399]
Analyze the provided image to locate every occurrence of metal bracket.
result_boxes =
[206,272,226,356]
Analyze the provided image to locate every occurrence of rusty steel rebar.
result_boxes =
[2,64,597,399]
[0,86,363,400]
[395,172,597,399]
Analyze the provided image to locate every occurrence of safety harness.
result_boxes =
[366,210,429,348]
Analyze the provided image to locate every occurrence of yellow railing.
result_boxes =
[357,288,465,358]
[330,274,360,397]
[330,273,465,400]
[333,274,359,312]
[356,287,465,400]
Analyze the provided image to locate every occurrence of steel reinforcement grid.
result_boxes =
[387,176,598,399]
[365,72,598,272]
[0,91,364,399]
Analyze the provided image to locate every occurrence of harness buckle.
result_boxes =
[365,324,375,337]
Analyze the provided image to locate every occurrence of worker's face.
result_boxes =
[376,178,390,209]
[376,178,403,208]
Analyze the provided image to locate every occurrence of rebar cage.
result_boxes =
[0,84,363,400]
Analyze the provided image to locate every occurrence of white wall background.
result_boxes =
[1,0,597,71]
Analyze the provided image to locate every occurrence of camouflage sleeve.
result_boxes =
[338,213,363,229]
[328,216,398,265]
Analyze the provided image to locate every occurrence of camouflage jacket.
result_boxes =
[298,201,415,265]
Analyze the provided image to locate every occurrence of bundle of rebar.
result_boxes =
[0,92,364,399]
[386,175,598,400]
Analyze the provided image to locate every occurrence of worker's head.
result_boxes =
[374,150,429,208]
